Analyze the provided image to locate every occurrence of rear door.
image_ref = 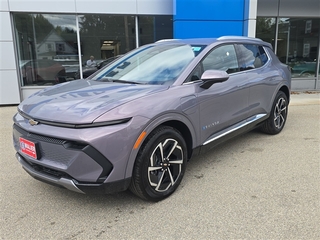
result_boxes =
[236,44,277,117]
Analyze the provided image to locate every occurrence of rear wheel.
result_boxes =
[129,126,187,201]
[261,91,288,134]
[301,72,313,77]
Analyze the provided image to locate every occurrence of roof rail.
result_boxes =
[155,39,180,43]
[217,36,263,41]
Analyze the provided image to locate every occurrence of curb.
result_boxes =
[290,91,320,106]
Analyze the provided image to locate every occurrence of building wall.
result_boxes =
[257,0,320,17]
[0,0,21,104]
[173,0,257,38]
[7,0,173,15]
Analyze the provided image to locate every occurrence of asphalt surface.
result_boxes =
[1,92,319,239]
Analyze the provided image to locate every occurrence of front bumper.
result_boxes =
[16,153,131,194]
[12,110,149,194]
[13,123,113,182]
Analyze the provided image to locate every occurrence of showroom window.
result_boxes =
[13,13,78,86]
[277,18,319,79]
[256,17,277,50]
[78,14,136,69]
[13,13,173,87]
[138,16,173,46]
[257,17,320,80]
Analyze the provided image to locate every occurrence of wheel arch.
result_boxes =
[128,123,189,201]
[159,120,193,161]
[124,114,196,180]
[279,85,290,103]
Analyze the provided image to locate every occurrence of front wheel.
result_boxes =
[261,91,288,134]
[129,126,187,201]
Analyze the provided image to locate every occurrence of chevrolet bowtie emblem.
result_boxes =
[29,119,39,126]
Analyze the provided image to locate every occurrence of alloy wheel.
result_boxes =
[273,97,287,129]
[148,138,183,192]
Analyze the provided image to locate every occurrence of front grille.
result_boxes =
[13,124,75,168]
[14,124,65,145]
[13,123,113,182]
[40,144,75,168]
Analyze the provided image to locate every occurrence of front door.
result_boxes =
[195,44,249,144]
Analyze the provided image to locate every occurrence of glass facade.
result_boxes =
[13,13,173,87]
[138,16,173,45]
[256,17,320,88]
[10,4,320,91]
[256,17,277,49]
[79,15,136,64]
[277,18,319,79]
[14,14,78,86]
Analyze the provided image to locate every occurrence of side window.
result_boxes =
[190,64,203,81]
[258,46,269,65]
[202,45,239,74]
[238,44,268,71]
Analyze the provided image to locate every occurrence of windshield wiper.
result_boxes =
[112,80,144,84]
[98,78,143,84]
[99,77,113,82]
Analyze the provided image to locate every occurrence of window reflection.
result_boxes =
[202,45,239,74]
[79,15,136,66]
[277,18,319,78]
[92,44,195,84]
[13,13,173,86]
[139,16,173,45]
[77,15,138,81]
[237,44,268,70]
[257,17,319,79]
[14,14,78,86]
[256,17,277,50]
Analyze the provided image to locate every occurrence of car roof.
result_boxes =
[156,38,218,45]
[155,36,271,48]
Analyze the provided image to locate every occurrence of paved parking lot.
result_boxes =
[1,92,319,239]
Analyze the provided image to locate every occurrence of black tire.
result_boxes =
[129,126,187,201]
[261,91,288,135]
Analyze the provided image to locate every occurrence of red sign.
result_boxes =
[19,137,37,159]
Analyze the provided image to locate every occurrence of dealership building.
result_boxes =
[0,0,319,105]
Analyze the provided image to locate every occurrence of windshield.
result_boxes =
[92,43,203,85]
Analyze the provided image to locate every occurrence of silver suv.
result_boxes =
[13,36,291,201]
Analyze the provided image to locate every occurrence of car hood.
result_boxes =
[18,80,169,124]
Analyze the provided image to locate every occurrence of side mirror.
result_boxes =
[200,70,229,89]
